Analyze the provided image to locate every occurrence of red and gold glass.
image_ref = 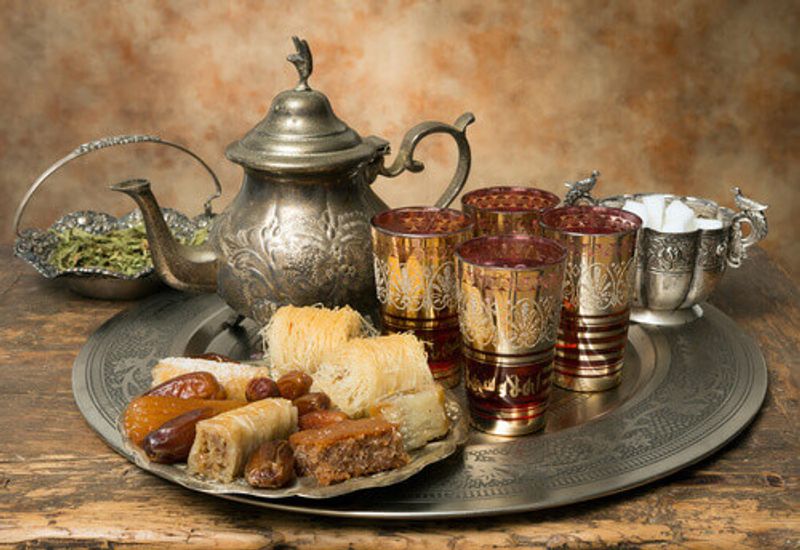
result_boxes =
[540,206,642,392]
[371,207,474,387]
[461,186,560,237]
[455,235,567,435]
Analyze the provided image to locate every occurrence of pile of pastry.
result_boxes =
[121,305,451,489]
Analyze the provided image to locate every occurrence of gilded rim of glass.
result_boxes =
[370,206,474,239]
[461,186,561,215]
[539,205,643,238]
[455,234,567,271]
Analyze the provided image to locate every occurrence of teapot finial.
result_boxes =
[287,36,313,91]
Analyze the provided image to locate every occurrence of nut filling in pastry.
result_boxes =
[187,398,297,483]
[290,418,410,486]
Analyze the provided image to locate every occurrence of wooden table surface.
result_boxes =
[1,246,797,549]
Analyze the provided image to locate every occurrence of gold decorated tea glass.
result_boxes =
[455,235,567,435]
[539,206,642,392]
[461,186,561,237]
[371,207,474,387]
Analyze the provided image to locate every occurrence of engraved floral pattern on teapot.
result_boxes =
[215,208,373,324]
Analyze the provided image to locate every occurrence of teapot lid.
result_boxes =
[225,37,381,173]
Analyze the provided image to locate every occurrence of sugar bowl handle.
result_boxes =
[727,187,768,268]
[379,113,475,208]
[563,171,601,206]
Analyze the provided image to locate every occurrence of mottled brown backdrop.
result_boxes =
[2,0,798,279]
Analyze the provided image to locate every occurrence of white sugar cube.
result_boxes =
[641,195,666,231]
[661,200,697,233]
[622,199,648,227]
[696,218,724,231]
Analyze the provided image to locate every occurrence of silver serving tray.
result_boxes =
[117,394,467,499]
[72,291,767,519]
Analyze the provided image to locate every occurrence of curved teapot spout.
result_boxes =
[111,179,218,293]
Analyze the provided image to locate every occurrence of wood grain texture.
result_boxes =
[0,246,797,549]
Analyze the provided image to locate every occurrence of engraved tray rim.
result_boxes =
[72,292,767,520]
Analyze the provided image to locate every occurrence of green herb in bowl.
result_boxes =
[49,224,209,277]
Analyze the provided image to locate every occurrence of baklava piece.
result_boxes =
[289,418,409,486]
[369,386,450,451]
[187,398,297,483]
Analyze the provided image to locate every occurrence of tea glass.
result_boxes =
[371,207,474,387]
[455,235,567,435]
[461,186,561,237]
[539,206,642,391]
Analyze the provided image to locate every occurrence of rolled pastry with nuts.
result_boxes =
[187,398,297,483]
[312,333,435,418]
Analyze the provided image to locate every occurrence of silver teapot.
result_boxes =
[113,37,474,323]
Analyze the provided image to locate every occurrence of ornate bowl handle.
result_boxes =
[378,113,475,208]
[726,187,768,268]
[13,135,222,237]
[563,171,601,206]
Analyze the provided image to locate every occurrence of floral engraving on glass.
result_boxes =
[373,257,457,313]
[458,286,498,348]
[508,295,559,349]
[563,257,635,312]
[458,290,559,351]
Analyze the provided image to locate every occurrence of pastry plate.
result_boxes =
[116,394,468,499]
[73,291,767,519]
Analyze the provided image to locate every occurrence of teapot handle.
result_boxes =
[379,113,475,208]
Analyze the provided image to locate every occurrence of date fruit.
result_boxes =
[245,377,280,402]
[142,407,215,463]
[276,371,313,400]
[245,440,296,489]
[298,410,349,431]
[145,371,227,400]
[123,396,245,446]
[293,392,331,416]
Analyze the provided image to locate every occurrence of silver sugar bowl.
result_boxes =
[565,173,768,326]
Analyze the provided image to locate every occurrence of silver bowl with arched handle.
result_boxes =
[12,134,220,300]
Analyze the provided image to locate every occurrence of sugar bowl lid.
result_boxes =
[225,37,380,173]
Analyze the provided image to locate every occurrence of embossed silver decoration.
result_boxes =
[12,134,221,299]
[728,187,769,268]
[72,291,767,518]
[580,183,770,326]
[113,37,475,324]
